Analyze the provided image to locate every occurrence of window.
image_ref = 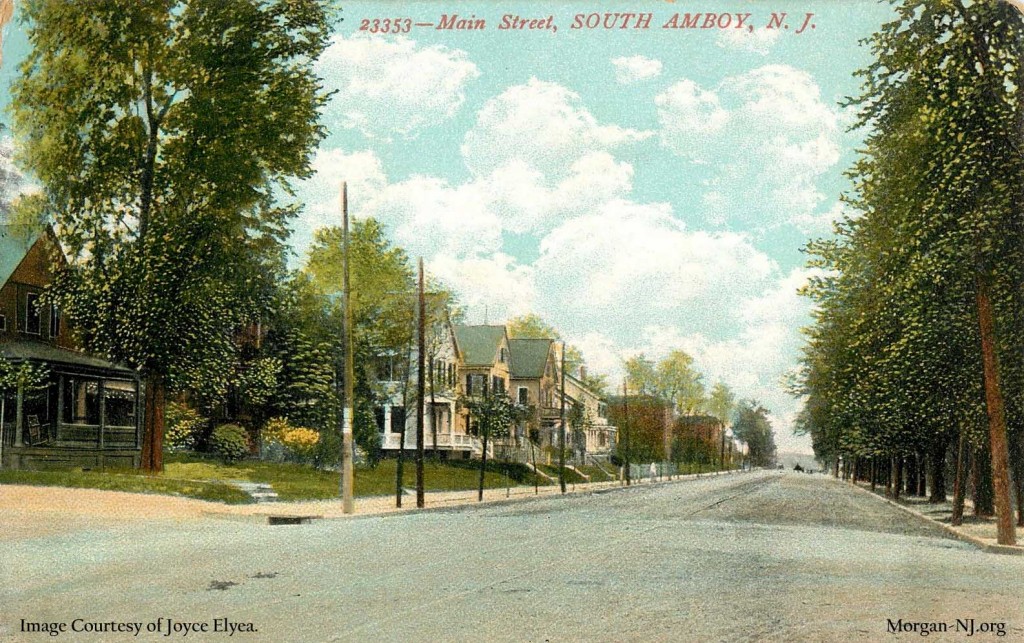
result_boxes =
[25,293,41,335]
[467,374,486,396]
[390,406,406,434]
[50,306,60,338]
[374,407,386,433]
[599,432,607,447]
[448,363,454,387]
[500,347,507,363]
[492,376,505,394]
[517,386,529,405]
[0,314,6,331]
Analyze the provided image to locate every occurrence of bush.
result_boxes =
[263,417,321,464]
[210,424,250,464]
[165,403,207,451]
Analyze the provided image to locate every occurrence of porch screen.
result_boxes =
[104,380,137,428]
[63,378,101,426]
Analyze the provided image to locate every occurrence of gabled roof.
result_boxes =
[508,338,553,379]
[453,325,507,367]
[0,224,43,288]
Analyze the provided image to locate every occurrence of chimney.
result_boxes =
[579,365,587,381]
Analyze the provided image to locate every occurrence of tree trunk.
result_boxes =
[972,442,995,518]
[880,452,888,497]
[477,433,489,501]
[396,424,406,508]
[975,272,1016,544]
[140,371,165,472]
[892,456,902,501]
[919,454,927,496]
[905,455,917,497]
[929,438,947,503]
[870,457,877,492]
[951,430,967,526]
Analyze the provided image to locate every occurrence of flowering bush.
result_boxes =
[262,417,320,463]
[165,402,206,451]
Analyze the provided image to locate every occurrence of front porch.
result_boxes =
[0,341,142,470]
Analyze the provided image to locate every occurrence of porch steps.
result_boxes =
[565,465,590,482]
[230,481,279,503]
[587,455,616,481]
[523,463,556,484]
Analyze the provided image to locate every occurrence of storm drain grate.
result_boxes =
[267,515,320,525]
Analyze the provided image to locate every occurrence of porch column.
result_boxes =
[98,379,106,450]
[134,377,142,448]
[13,380,24,448]
[56,374,64,442]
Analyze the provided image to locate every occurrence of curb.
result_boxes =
[202,468,748,524]
[841,478,1024,556]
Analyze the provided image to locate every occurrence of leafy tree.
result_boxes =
[462,391,525,501]
[795,0,1024,543]
[11,0,334,471]
[731,400,777,468]
[625,351,706,414]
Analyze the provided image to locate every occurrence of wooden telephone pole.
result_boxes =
[416,258,426,508]
[340,182,354,514]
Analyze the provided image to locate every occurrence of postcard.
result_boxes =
[1,1,1023,641]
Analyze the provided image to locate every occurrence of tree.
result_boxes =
[625,351,705,413]
[795,0,1024,544]
[731,401,777,468]
[11,0,334,471]
[462,391,523,501]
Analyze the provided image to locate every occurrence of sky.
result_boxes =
[0,1,898,455]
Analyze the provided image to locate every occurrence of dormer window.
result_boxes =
[25,293,41,335]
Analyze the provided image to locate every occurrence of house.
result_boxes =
[560,369,617,461]
[375,302,477,458]
[452,325,513,457]
[606,395,673,464]
[507,337,559,447]
[0,224,142,470]
[673,414,726,466]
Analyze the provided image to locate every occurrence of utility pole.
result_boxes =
[558,341,567,494]
[416,258,426,508]
[340,182,355,514]
[622,379,631,486]
[719,421,726,472]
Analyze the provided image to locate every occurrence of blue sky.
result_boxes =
[0,2,897,453]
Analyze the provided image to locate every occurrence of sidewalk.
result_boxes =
[204,469,740,521]
[847,479,1024,555]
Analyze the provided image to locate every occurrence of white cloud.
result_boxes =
[716,27,781,55]
[431,253,536,323]
[532,199,777,344]
[462,78,651,178]
[316,35,480,139]
[611,55,663,84]
[657,65,843,231]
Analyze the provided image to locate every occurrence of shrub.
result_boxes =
[262,417,321,464]
[210,424,250,464]
[165,403,207,451]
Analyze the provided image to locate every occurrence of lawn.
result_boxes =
[0,453,541,503]
[0,468,252,504]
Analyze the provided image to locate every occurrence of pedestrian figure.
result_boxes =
[649,462,656,482]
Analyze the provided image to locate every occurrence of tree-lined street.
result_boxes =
[4,472,1022,641]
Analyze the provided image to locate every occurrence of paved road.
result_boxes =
[3,471,1023,642]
